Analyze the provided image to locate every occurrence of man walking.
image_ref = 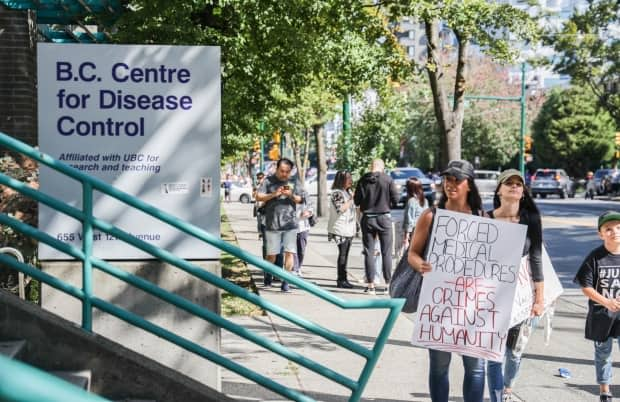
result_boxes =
[255,158,304,292]
[354,159,399,294]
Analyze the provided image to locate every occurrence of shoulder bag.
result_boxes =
[389,206,438,313]
[389,252,423,313]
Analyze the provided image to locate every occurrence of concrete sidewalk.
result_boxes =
[221,202,607,402]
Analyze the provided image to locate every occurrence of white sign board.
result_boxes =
[38,44,221,259]
[509,246,564,327]
[411,209,527,361]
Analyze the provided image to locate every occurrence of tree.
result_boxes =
[385,0,539,165]
[544,0,620,126]
[113,1,408,162]
[403,56,545,172]
[531,86,616,176]
[341,89,408,178]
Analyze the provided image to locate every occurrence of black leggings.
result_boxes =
[336,238,352,281]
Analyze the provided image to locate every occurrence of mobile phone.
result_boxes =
[282,185,290,190]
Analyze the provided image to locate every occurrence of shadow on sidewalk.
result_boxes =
[223,380,422,402]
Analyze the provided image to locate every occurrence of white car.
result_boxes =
[474,170,500,196]
[225,181,254,203]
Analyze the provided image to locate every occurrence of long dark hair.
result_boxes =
[332,170,352,192]
[406,178,425,207]
[437,177,483,213]
[492,183,540,215]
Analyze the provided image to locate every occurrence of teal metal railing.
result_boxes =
[0,354,112,402]
[0,131,404,402]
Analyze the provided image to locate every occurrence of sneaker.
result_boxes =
[600,393,613,402]
[364,287,376,295]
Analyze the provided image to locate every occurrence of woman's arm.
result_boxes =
[528,212,544,282]
[407,208,433,274]
[531,281,545,316]
[528,212,545,315]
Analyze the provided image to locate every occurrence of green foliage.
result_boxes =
[532,86,616,176]
[385,0,540,164]
[404,58,533,172]
[0,153,40,302]
[114,1,410,161]
[461,113,515,170]
[341,90,408,178]
[544,0,620,125]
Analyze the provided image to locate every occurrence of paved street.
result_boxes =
[221,199,620,402]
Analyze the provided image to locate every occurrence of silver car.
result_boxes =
[530,168,575,199]
[474,170,500,196]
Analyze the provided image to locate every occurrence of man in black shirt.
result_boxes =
[354,159,399,294]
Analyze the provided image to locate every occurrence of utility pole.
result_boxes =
[518,62,527,176]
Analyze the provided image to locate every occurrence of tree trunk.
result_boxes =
[0,6,37,146]
[314,124,328,217]
[424,18,468,166]
[292,139,304,187]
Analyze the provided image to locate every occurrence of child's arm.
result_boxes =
[582,287,620,312]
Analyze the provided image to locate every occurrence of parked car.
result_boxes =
[388,167,436,207]
[594,168,619,195]
[530,168,575,199]
[227,181,254,203]
[609,171,620,195]
[474,170,500,196]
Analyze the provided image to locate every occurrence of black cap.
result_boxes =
[441,160,475,181]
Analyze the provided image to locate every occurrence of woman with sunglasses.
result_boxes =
[408,159,485,402]
[486,168,544,402]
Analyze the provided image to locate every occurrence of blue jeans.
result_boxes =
[487,317,540,402]
[595,336,620,385]
[428,349,485,402]
[487,346,522,402]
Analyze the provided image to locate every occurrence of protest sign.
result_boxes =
[411,209,527,361]
[509,245,564,327]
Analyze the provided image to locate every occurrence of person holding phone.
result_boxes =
[255,158,305,292]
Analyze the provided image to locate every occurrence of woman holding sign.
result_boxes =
[408,159,486,402]
[486,169,544,402]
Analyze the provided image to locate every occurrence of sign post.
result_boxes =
[38,44,221,260]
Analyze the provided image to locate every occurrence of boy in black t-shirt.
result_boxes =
[574,211,620,402]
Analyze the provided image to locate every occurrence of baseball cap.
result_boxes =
[598,211,620,230]
[441,160,475,181]
[498,169,524,185]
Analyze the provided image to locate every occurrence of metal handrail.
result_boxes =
[0,247,26,299]
[0,354,111,402]
[0,131,404,402]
